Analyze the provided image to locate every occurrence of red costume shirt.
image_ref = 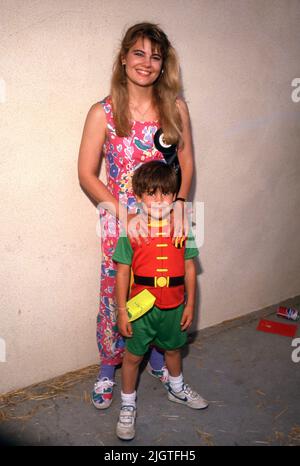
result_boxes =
[112,219,199,309]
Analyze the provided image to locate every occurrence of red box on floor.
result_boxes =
[256,319,298,338]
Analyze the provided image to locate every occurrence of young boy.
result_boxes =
[112,161,208,440]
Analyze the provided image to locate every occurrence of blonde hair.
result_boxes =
[110,22,183,145]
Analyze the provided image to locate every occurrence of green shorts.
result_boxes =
[126,303,187,356]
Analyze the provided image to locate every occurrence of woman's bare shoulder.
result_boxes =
[83,101,108,132]
[88,101,106,119]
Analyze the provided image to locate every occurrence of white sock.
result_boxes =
[169,373,184,393]
[121,390,136,408]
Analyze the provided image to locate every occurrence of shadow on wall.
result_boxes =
[179,66,205,338]
[188,109,204,338]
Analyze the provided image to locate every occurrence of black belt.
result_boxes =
[134,274,184,288]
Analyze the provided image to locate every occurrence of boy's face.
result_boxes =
[137,189,176,220]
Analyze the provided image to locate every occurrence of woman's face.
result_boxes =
[122,37,163,88]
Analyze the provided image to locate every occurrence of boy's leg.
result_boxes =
[165,347,209,410]
[158,308,209,411]
[116,348,143,441]
[117,307,156,440]
[165,348,184,394]
[122,348,143,394]
[154,305,185,393]
[164,348,181,377]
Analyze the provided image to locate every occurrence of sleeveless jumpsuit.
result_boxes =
[97,96,165,366]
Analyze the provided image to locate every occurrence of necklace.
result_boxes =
[129,101,153,120]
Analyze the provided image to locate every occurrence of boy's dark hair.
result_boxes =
[132,161,178,197]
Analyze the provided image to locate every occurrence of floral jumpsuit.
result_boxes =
[97,96,165,366]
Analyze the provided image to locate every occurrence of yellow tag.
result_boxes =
[127,289,156,322]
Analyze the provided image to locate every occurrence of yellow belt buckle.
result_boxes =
[155,276,170,288]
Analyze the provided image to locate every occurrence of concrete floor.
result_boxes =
[1,301,300,446]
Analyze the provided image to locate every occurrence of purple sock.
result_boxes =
[149,347,165,370]
[98,364,115,381]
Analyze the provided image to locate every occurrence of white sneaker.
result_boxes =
[92,377,115,410]
[168,383,209,410]
[146,362,169,389]
[116,405,136,440]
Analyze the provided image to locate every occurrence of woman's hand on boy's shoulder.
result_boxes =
[171,200,189,242]
[127,211,150,245]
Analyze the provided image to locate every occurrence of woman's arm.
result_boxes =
[176,98,194,200]
[78,103,126,219]
[172,98,194,238]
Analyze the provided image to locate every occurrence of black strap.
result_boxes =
[134,275,184,287]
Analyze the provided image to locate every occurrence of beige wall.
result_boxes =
[1,0,300,393]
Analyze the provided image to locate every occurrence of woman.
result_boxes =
[78,22,194,409]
